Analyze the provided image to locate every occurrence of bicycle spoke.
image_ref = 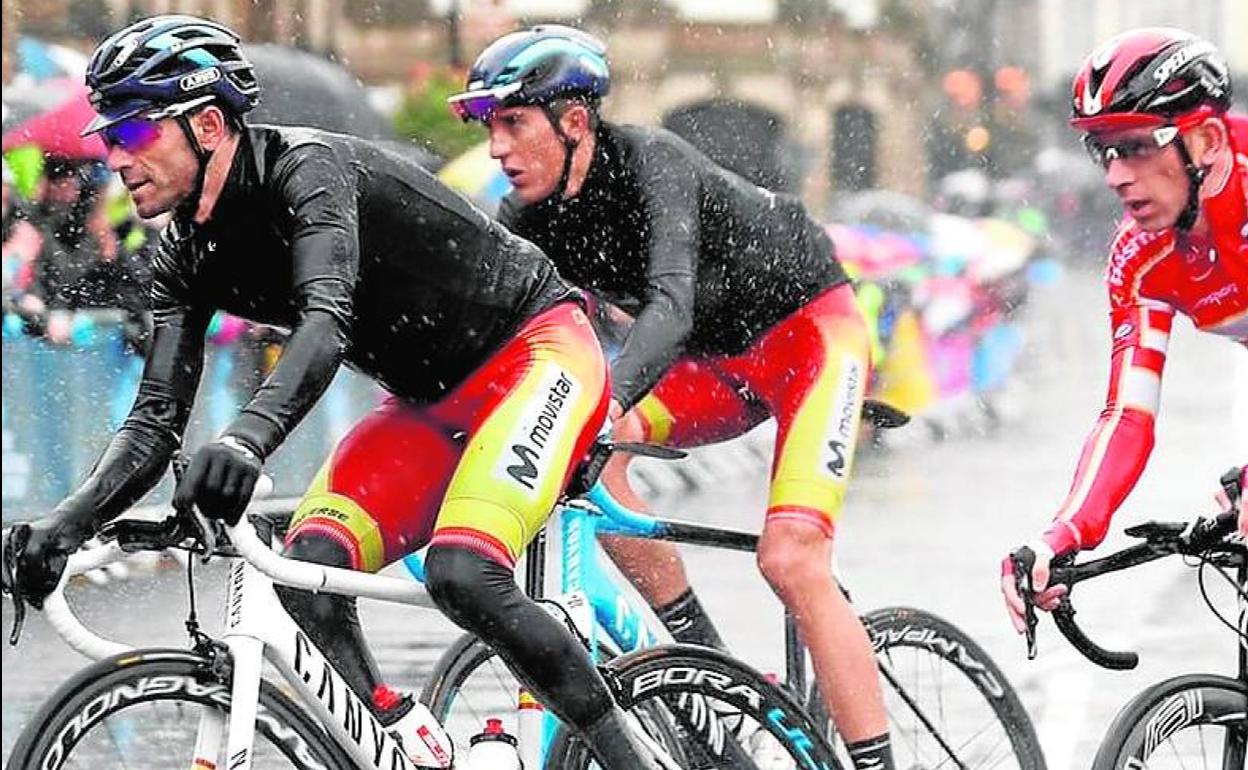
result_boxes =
[868,613,1036,770]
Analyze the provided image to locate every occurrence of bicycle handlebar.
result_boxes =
[9,496,437,660]
[226,516,436,606]
[1023,510,1241,669]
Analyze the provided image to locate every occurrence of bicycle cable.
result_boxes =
[184,550,207,646]
[1190,551,1248,644]
[536,597,593,652]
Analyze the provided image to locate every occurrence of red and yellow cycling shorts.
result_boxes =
[633,283,870,537]
[285,302,608,570]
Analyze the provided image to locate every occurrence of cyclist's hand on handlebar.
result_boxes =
[1213,464,1246,537]
[606,399,649,443]
[8,515,94,610]
[1001,541,1068,634]
[173,437,262,526]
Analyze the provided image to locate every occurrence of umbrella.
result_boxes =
[16,37,88,82]
[2,80,105,160]
[3,80,76,132]
[832,190,933,235]
[244,44,394,140]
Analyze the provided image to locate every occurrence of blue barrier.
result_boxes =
[2,317,384,523]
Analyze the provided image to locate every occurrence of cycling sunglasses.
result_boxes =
[1082,125,1180,169]
[447,82,523,123]
[100,116,163,153]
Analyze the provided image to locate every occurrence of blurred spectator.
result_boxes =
[2,159,55,332]
[28,157,153,349]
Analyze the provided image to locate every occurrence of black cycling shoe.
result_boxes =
[583,705,664,770]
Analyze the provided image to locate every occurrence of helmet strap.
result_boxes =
[541,103,581,201]
[175,113,214,218]
[1172,134,1208,232]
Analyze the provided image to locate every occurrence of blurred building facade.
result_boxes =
[1034,0,1247,98]
[4,0,938,207]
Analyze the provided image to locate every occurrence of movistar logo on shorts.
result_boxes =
[823,357,862,479]
[500,367,580,492]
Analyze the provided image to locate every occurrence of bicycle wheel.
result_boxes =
[422,632,532,749]
[5,647,349,770]
[808,607,1046,770]
[422,632,650,758]
[546,643,841,769]
[1091,673,1247,770]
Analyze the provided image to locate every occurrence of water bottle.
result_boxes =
[463,718,522,770]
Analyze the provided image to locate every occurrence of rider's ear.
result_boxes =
[191,106,231,152]
[560,103,593,142]
[1192,117,1228,167]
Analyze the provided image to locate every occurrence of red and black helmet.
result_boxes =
[1070,28,1231,133]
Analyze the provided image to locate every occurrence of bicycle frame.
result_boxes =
[41,516,457,770]
[402,481,797,768]
[405,483,762,661]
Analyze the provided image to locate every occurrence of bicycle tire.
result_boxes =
[5,647,349,770]
[422,632,681,760]
[808,606,1046,770]
[1090,673,1247,770]
[545,643,841,769]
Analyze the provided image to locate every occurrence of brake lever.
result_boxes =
[177,502,218,565]
[1219,465,1243,508]
[1011,546,1039,660]
[3,524,31,646]
[98,516,181,552]
[609,441,687,460]
[170,451,218,564]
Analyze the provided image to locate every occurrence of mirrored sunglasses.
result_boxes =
[1082,126,1180,168]
[101,117,163,152]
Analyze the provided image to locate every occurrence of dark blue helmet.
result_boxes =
[449,25,609,122]
[82,15,259,136]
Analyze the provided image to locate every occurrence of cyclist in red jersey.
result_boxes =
[1003,28,1248,628]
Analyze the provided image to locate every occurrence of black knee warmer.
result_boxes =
[276,534,388,714]
[424,545,614,728]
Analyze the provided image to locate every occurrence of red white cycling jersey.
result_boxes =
[1044,113,1248,555]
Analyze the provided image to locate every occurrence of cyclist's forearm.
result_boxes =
[53,416,181,533]
[225,307,346,458]
[1045,406,1155,554]
[610,294,691,408]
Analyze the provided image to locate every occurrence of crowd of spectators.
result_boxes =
[3,154,154,351]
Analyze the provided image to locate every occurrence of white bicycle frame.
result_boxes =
[32,502,684,770]
[41,515,457,770]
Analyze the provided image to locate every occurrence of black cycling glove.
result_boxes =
[174,437,263,525]
[8,514,95,609]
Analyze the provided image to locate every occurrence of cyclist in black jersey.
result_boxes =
[7,15,659,769]
[454,25,895,769]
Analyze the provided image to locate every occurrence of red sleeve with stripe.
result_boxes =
[1043,295,1175,555]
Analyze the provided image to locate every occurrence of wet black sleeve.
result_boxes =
[610,140,699,407]
[223,145,357,458]
[51,231,210,529]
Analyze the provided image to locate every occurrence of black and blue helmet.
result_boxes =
[82,15,259,136]
[449,25,610,122]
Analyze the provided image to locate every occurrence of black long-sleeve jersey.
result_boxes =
[54,124,575,526]
[499,122,848,407]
